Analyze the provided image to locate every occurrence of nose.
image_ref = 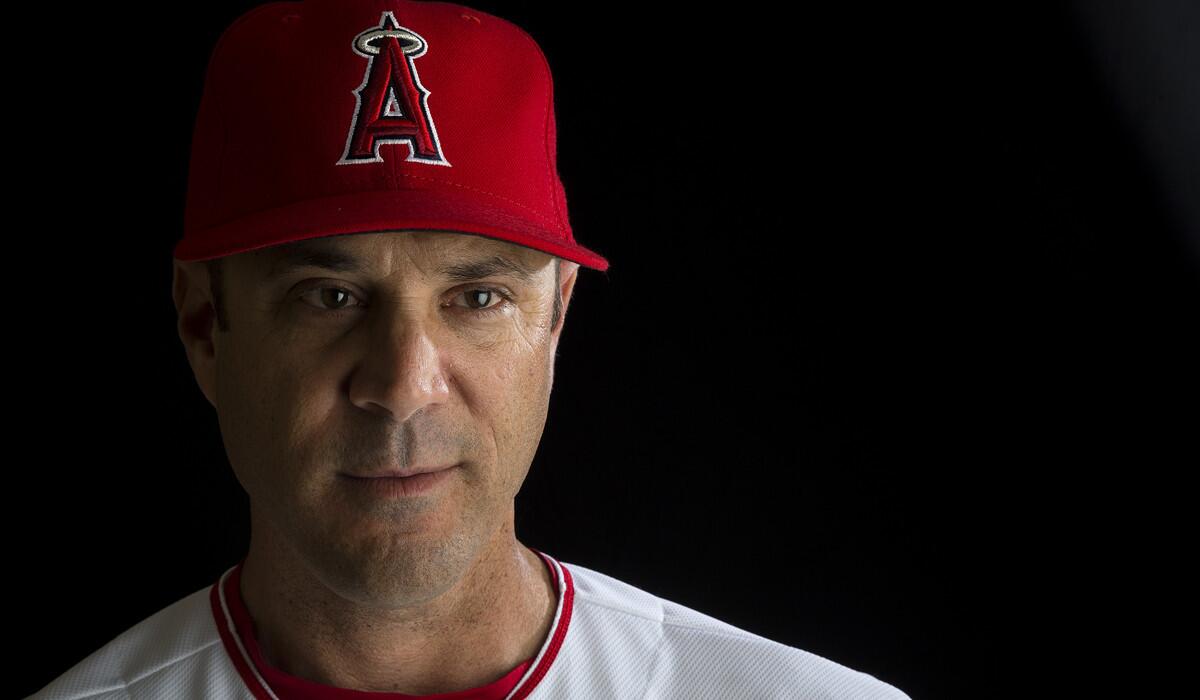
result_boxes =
[347,313,452,422]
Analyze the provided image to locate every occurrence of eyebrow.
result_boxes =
[264,246,538,283]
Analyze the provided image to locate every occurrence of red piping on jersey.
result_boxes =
[510,550,573,700]
[208,548,573,699]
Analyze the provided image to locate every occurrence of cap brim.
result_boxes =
[174,189,610,272]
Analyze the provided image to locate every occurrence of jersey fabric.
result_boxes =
[31,549,910,699]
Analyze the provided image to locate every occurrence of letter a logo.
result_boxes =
[337,11,450,166]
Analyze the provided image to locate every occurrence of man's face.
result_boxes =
[177,231,578,608]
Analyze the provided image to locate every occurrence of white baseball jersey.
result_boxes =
[30,549,910,699]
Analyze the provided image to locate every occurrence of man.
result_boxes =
[32,1,909,698]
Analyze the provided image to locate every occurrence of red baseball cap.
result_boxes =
[173,0,610,272]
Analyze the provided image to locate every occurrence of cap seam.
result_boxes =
[206,3,290,241]
[540,47,561,231]
[508,22,567,233]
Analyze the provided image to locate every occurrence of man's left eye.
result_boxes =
[298,286,362,312]
[456,287,511,314]
[296,285,512,316]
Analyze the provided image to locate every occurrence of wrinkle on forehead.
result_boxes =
[249,230,555,279]
[389,231,554,272]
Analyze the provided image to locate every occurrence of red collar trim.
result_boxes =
[209,548,574,700]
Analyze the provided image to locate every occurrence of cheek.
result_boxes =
[215,353,270,496]
[478,335,552,408]
[475,346,553,487]
[487,314,553,379]
[215,342,324,500]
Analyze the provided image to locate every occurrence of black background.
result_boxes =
[18,2,1198,698]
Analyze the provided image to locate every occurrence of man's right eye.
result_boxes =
[297,285,365,313]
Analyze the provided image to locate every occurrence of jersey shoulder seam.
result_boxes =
[59,636,224,698]
[636,623,669,700]
[659,619,768,641]
[572,590,665,623]
[124,637,225,691]
[574,590,770,642]
[53,688,132,700]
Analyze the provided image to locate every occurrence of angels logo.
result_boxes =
[337,12,450,166]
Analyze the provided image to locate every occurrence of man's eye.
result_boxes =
[298,286,363,312]
[452,287,512,316]
[296,286,512,316]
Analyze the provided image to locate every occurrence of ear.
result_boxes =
[551,259,581,340]
[172,258,219,410]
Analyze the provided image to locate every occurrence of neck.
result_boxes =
[238,509,556,694]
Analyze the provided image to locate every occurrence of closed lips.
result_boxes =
[346,464,457,479]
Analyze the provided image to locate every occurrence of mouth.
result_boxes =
[344,464,458,479]
[339,464,460,498]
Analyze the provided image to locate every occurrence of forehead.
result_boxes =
[243,230,552,280]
